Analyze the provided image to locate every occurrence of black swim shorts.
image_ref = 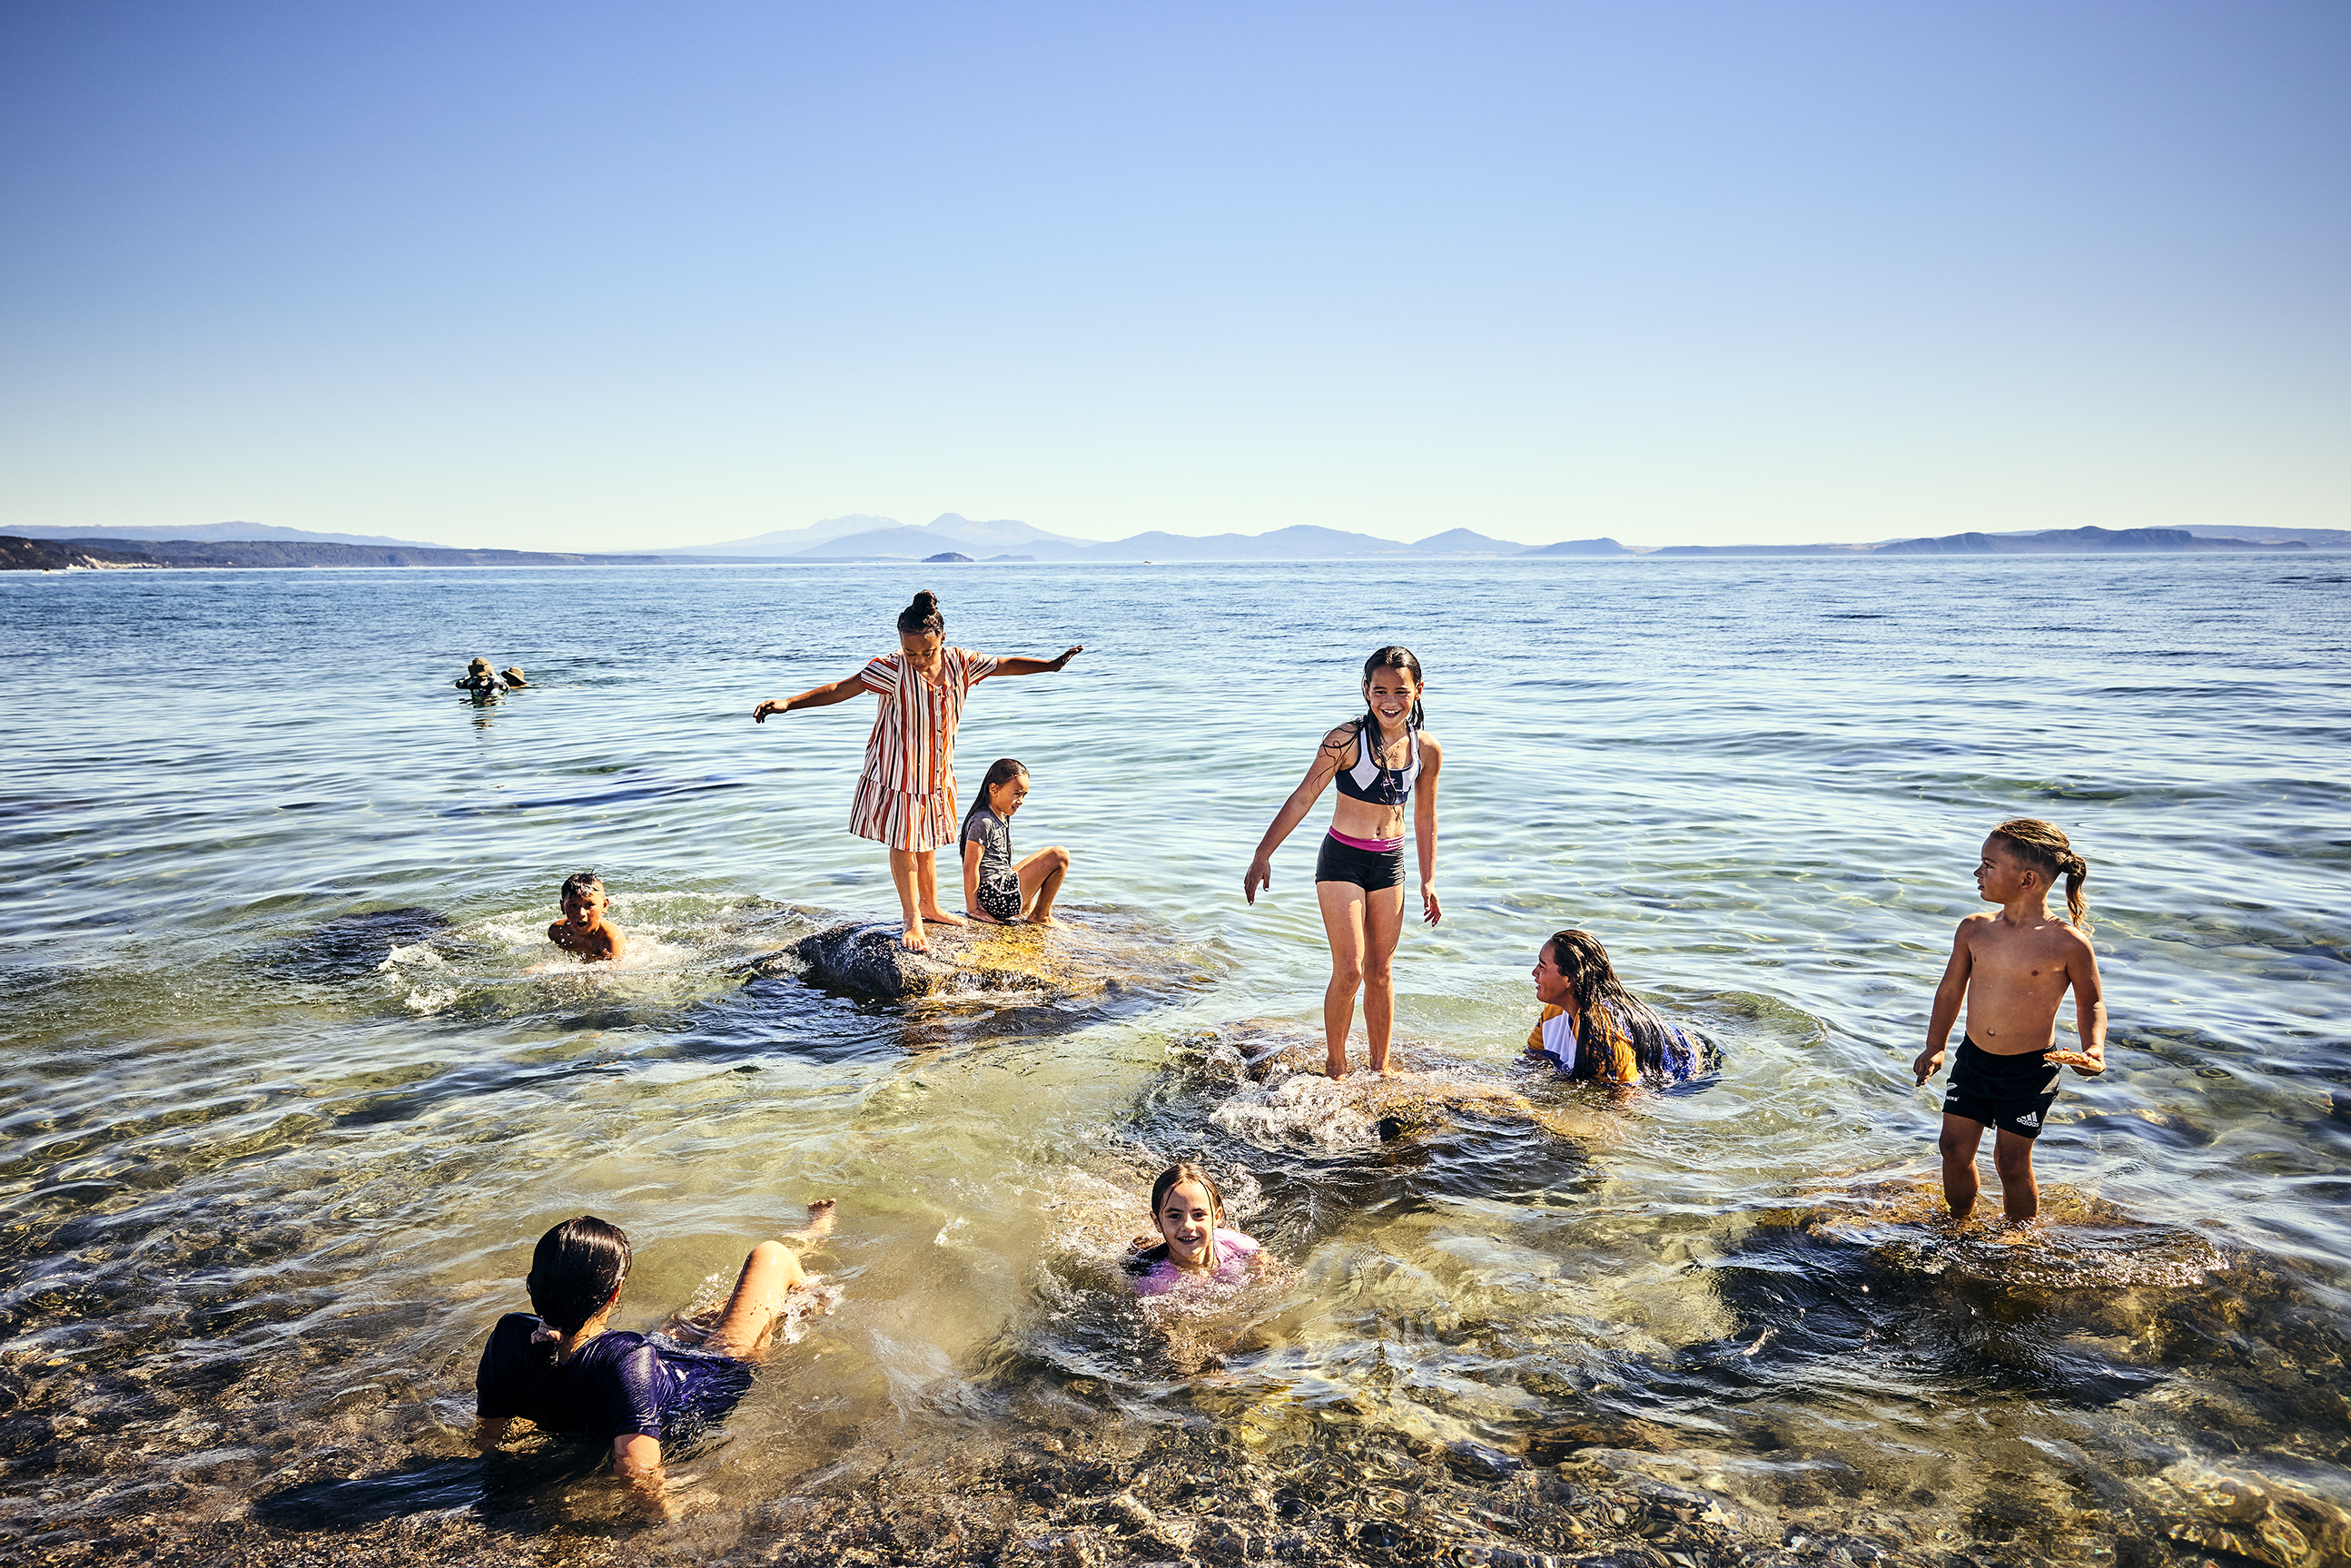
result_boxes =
[976,873,1022,923]
[1314,832,1405,892]
[1942,1036,2062,1140]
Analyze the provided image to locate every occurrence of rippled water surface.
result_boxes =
[3,557,2346,1565]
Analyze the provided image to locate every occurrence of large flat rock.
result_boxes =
[750,909,1211,1003]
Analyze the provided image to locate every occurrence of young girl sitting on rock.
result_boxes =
[959,757,1072,926]
[1527,929,1708,1083]
[1124,1162,1263,1296]
[474,1202,833,1517]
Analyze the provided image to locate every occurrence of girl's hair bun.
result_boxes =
[897,590,946,636]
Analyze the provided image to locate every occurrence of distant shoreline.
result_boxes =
[3,530,2334,573]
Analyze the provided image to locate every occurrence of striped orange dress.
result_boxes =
[848,646,999,850]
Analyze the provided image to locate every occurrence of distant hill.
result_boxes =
[1520,537,1638,557]
[666,513,1084,557]
[6,521,449,548]
[1410,528,1534,555]
[1987,523,2347,549]
[5,537,667,569]
[1,536,164,570]
[1871,527,2302,555]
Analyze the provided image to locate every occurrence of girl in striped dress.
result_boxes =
[754,590,1082,952]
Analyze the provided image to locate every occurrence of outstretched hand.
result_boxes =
[1050,645,1085,671]
[753,699,783,724]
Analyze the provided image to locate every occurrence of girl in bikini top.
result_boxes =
[1332,718,1421,807]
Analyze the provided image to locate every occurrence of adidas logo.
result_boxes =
[2014,1112,2040,1128]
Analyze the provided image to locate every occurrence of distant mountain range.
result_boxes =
[5,515,2336,573]
[662,514,1573,561]
[658,514,2323,561]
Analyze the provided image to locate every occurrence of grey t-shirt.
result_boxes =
[962,807,1017,892]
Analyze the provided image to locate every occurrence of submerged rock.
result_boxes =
[2135,1460,2351,1568]
[1176,1020,1609,1150]
[751,908,1212,1004]
[245,906,451,984]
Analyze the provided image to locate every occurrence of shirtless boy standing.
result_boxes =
[1912,819,2106,1225]
[548,872,627,963]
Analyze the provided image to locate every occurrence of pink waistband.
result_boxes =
[1328,827,1404,854]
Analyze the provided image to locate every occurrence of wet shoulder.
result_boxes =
[1220,1231,1261,1260]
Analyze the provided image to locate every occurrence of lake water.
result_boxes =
[2,556,2346,1566]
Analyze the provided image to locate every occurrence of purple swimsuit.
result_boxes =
[1130,1231,1262,1296]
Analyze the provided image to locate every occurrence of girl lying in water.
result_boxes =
[1124,1162,1263,1295]
[1528,929,1708,1083]
[474,1203,833,1518]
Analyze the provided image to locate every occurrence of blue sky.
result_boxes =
[2,2,2344,550]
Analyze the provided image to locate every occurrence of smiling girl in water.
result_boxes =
[1244,647,1443,1078]
[754,590,1082,951]
[1527,929,1707,1083]
[1124,1162,1263,1295]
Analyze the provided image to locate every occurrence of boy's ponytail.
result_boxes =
[1990,818,2092,932]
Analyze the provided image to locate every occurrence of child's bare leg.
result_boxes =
[702,1203,832,1361]
[1316,881,1369,1077]
[887,848,929,951]
[1992,1129,2040,1223]
[914,848,964,926]
[1938,1113,1986,1223]
[1359,884,1407,1076]
[1017,847,1071,925]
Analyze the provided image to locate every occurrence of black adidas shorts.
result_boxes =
[1943,1036,2061,1141]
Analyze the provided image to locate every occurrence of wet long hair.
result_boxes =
[896,589,945,637]
[1543,930,1698,1083]
[1125,1161,1226,1274]
[1355,646,1426,759]
[960,756,1027,844]
[1990,818,2092,932]
[527,1216,631,1358]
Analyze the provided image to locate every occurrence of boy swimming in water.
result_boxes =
[1912,819,2106,1225]
[548,872,627,963]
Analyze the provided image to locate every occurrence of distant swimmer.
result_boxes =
[1913,819,2107,1226]
[1526,929,1708,1083]
[752,589,1082,952]
[474,1202,835,1520]
[1124,1162,1265,1296]
[548,872,627,963]
[453,656,528,695]
[1244,646,1443,1078]
[960,757,1072,927]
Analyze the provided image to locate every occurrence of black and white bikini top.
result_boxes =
[1332,720,1420,807]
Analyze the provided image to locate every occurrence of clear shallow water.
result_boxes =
[1,557,2347,1563]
